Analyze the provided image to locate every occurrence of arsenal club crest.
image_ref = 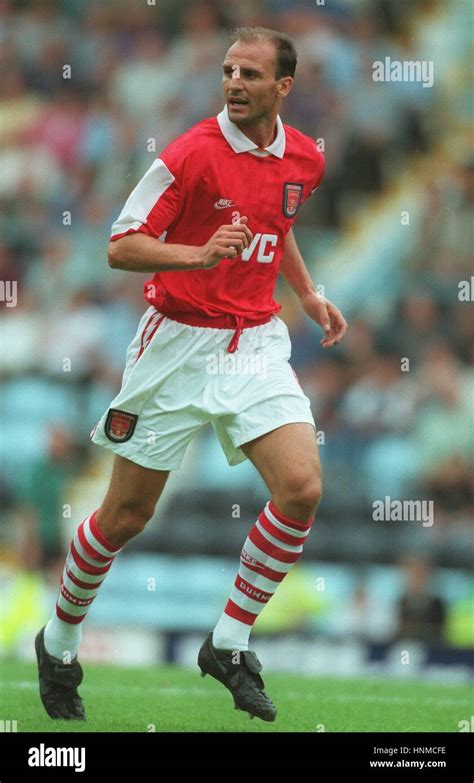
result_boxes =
[283,182,304,218]
[105,408,138,443]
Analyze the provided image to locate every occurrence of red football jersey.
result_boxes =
[110,107,325,321]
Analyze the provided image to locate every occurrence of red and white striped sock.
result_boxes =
[43,510,121,661]
[212,500,315,651]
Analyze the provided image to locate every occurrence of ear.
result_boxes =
[276,76,294,99]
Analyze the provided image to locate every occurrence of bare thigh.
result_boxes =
[242,422,322,522]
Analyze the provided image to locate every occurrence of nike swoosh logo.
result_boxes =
[214,200,236,209]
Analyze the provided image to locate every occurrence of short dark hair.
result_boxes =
[229,27,297,79]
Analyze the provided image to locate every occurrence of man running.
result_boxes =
[35,26,347,723]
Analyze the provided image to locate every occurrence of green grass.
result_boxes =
[1,660,471,732]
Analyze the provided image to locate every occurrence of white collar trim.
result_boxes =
[217,106,286,159]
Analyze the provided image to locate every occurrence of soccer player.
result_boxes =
[35,27,347,723]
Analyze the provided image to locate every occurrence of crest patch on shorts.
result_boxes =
[105,408,138,443]
[283,182,304,218]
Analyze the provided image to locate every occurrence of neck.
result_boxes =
[237,114,278,150]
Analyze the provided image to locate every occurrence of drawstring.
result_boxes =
[227,316,244,353]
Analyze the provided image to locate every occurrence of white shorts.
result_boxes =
[90,306,315,470]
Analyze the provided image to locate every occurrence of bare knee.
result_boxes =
[115,502,155,537]
[274,473,322,521]
[97,499,156,547]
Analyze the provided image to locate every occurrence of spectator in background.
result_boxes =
[110,32,176,119]
[395,556,447,645]
[377,292,443,367]
[167,3,228,126]
[333,583,396,643]
[41,288,107,379]
[28,87,86,171]
[0,289,41,374]
[414,341,473,475]
[17,426,81,568]
[341,351,417,435]
[0,64,42,146]
[407,157,474,292]
[424,455,473,517]
[8,0,72,70]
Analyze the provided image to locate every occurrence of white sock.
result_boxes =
[212,613,250,651]
[212,501,315,652]
[44,615,82,661]
[43,510,120,662]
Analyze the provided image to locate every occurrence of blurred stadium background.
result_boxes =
[0,0,472,703]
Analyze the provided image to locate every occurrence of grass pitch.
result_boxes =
[1,660,471,733]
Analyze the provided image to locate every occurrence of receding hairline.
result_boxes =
[224,39,278,69]
[228,26,297,79]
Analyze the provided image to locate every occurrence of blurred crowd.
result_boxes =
[0,0,472,590]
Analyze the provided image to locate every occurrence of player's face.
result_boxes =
[222,41,293,126]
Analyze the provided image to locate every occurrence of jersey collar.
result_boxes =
[217,106,286,159]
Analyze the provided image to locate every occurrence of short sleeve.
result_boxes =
[311,151,325,195]
[110,144,184,241]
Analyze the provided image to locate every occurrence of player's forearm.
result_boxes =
[108,233,203,272]
[280,229,317,299]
